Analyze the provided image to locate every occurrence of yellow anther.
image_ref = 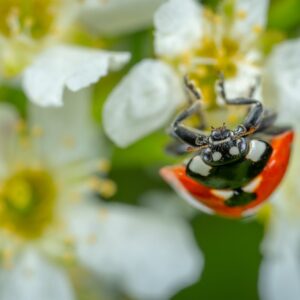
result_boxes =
[88,177,117,198]
[97,159,111,173]
[2,248,14,269]
[14,119,27,133]
[63,251,75,264]
[252,24,263,34]
[236,10,247,20]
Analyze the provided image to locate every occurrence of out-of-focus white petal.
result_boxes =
[263,39,300,128]
[103,59,184,147]
[140,190,197,219]
[259,254,300,300]
[28,88,106,166]
[23,45,130,106]
[0,249,74,300]
[67,201,203,300]
[79,0,167,36]
[154,0,202,57]
[234,0,269,36]
[259,195,300,300]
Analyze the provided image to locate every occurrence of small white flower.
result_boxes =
[103,0,269,147]
[263,38,300,129]
[0,91,203,299]
[79,0,168,36]
[154,0,202,57]
[103,59,184,147]
[0,0,131,106]
[23,45,130,106]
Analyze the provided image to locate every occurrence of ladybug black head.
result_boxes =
[203,126,249,166]
[210,125,232,143]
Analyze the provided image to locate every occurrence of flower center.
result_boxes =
[164,8,261,110]
[0,168,57,239]
[0,0,63,77]
[0,0,59,39]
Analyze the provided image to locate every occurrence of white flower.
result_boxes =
[103,0,269,148]
[154,0,202,57]
[0,91,203,300]
[0,0,130,106]
[23,45,130,106]
[263,38,300,129]
[79,0,168,36]
[259,137,300,300]
[103,59,184,147]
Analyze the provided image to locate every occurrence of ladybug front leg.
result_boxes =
[216,76,264,135]
[170,101,209,149]
[183,75,207,130]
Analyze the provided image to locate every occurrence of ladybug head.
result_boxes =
[201,126,249,166]
[210,124,231,142]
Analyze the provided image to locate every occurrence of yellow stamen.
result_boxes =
[252,24,263,34]
[236,10,247,20]
[0,168,57,239]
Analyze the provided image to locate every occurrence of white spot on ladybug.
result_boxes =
[189,156,212,176]
[212,151,222,161]
[242,176,262,193]
[246,140,266,162]
[211,189,234,200]
[229,146,239,156]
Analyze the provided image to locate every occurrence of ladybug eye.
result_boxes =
[212,131,221,140]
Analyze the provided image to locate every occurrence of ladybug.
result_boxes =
[160,75,294,218]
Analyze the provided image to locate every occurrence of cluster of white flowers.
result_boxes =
[0,1,204,300]
[103,0,300,299]
[0,0,299,299]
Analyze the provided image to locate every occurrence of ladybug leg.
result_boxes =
[216,75,263,135]
[170,101,209,148]
[256,110,293,136]
[165,140,194,156]
[247,76,260,98]
[256,110,277,132]
[184,75,207,130]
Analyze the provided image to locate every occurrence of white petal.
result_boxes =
[140,190,197,219]
[103,59,184,147]
[234,0,269,36]
[259,254,300,300]
[67,202,203,299]
[28,88,107,166]
[22,45,130,106]
[259,206,300,300]
[0,249,74,300]
[79,0,168,36]
[154,0,202,57]
[263,38,300,129]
